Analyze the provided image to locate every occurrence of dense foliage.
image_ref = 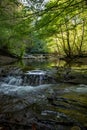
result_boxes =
[0,0,87,58]
[35,0,87,57]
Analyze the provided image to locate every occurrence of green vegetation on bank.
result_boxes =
[0,0,87,58]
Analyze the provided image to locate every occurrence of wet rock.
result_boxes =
[8,68,23,76]
[0,126,10,130]
[71,126,81,130]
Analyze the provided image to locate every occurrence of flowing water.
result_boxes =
[0,59,87,130]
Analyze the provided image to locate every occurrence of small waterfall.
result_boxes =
[0,69,56,94]
[0,69,53,96]
[23,70,47,86]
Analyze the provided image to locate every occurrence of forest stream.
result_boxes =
[0,57,87,130]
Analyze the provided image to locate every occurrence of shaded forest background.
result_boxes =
[0,0,87,59]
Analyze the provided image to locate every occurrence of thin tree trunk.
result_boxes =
[78,19,85,55]
[65,21,71,57]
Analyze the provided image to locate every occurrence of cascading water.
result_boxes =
[0,69,56,96]
[1,69,55,86]
[23,70,48,86]
[5,76,23,86]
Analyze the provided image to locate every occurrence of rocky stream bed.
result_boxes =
[0,56,87,130]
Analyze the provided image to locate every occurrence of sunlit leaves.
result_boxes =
[0,0,87,57]
[34,0,87,57]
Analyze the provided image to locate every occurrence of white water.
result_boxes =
[0,69,54,96]
[0,69,87,98]
[0,82,52,96]
[65,84,87,93]
[24,70,49,85]
[0,81,87,98]
[26,70,46,75]
[5,76,23,86]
